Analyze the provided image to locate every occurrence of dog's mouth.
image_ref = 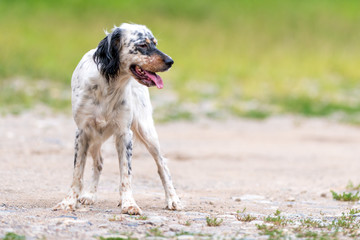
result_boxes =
[130,65,163,89]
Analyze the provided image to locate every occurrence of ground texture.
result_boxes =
[1,113,360,239]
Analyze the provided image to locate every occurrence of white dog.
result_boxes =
[53,23,182,215]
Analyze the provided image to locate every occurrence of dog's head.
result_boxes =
[93,23,174,89]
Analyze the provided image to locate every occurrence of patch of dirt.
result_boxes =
[1,113,360,239]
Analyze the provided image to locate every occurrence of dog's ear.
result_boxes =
[93,28,122,82]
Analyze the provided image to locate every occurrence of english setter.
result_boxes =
[53,23,182,215]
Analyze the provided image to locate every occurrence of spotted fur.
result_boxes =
[53,23,182,214]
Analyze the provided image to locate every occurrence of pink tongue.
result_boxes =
[144,71,163,89]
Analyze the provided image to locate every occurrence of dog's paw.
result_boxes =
[120,200,142,215]
[166,196,183,211]
[79,192,96,205]
[52,197,78,211]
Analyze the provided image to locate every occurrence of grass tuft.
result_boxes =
[331,190,360,202]
[2,233,25,240]
[206,216,223,227]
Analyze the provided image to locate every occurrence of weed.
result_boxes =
[175,231,212,237]
[331,190,360,201]
[135,216,147,220]
[184,220,191,226]
[99,236,137,240]
[236,208,256,222]
[264,210,291,226]
[108,215,123,222]
[349,208,360,215]
[206,216,223,227]
[300,218,327,228]
[237,213,256,222]
[146,228,163,237]
[256,224,285,240]
[346,181,360,191]
[2,233,25,240]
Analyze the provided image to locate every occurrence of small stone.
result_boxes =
[320,193,327,198]
[146,215,168,224]
[231,197,241,202]
[168,224,184,232]
[287,197,295,202]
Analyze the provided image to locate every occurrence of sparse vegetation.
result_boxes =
[236,208,257,222]
[346,181,360,191]
[146,228,163,237]
[264,210,292,226]
[331,190,360,201]
[2,233,25,240]
[300,218,327,229]
[256,224,285,240]
[99,236,137,240]
[206,216,223,227]
[254,209,360,239]
[135,216,147,220]
[108,215,123,222]
[184,220,191,226]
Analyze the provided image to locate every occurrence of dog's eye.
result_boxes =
[138,44,148,49]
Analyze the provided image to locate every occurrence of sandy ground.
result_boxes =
[1,113,360,239]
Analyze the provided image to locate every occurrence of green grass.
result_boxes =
[206,216,223,227]
[2,233,25,240]
[236,208,257,222]
[135,215,147,221]
[331,190,360,202]
[346,181,360,191]
[1,0,360,121]
[146,228,163,237]
[255,208,360,239]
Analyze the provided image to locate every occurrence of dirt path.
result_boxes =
[1,113,360,239]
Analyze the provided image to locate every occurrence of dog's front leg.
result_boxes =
[53,129,89,211]
[115,130,142,215]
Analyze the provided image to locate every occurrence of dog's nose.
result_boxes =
[165,58,174,67]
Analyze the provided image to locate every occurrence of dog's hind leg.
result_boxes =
[53,129,89,211]
[79,141,103,205]
[132,102,183,210]
[115,130,142,215]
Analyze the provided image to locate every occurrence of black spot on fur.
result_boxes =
[79,62,84,70]
[126,141,133,175]
[97,156,103,172]
[128,49,138,54]
[93,28,122,83]
[73,129,82,167]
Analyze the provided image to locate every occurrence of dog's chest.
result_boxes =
[75,83,133,132]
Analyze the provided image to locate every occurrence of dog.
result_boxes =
[53,23,182,215]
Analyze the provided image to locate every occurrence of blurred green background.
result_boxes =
[1,0,360,122]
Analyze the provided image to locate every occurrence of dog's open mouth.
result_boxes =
[130,65,163,89]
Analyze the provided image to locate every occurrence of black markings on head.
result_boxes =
[128,49,138,55]
[136,32,143,38]
[93,28,123,83]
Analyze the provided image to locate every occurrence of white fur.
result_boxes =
[53,24,182,214]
